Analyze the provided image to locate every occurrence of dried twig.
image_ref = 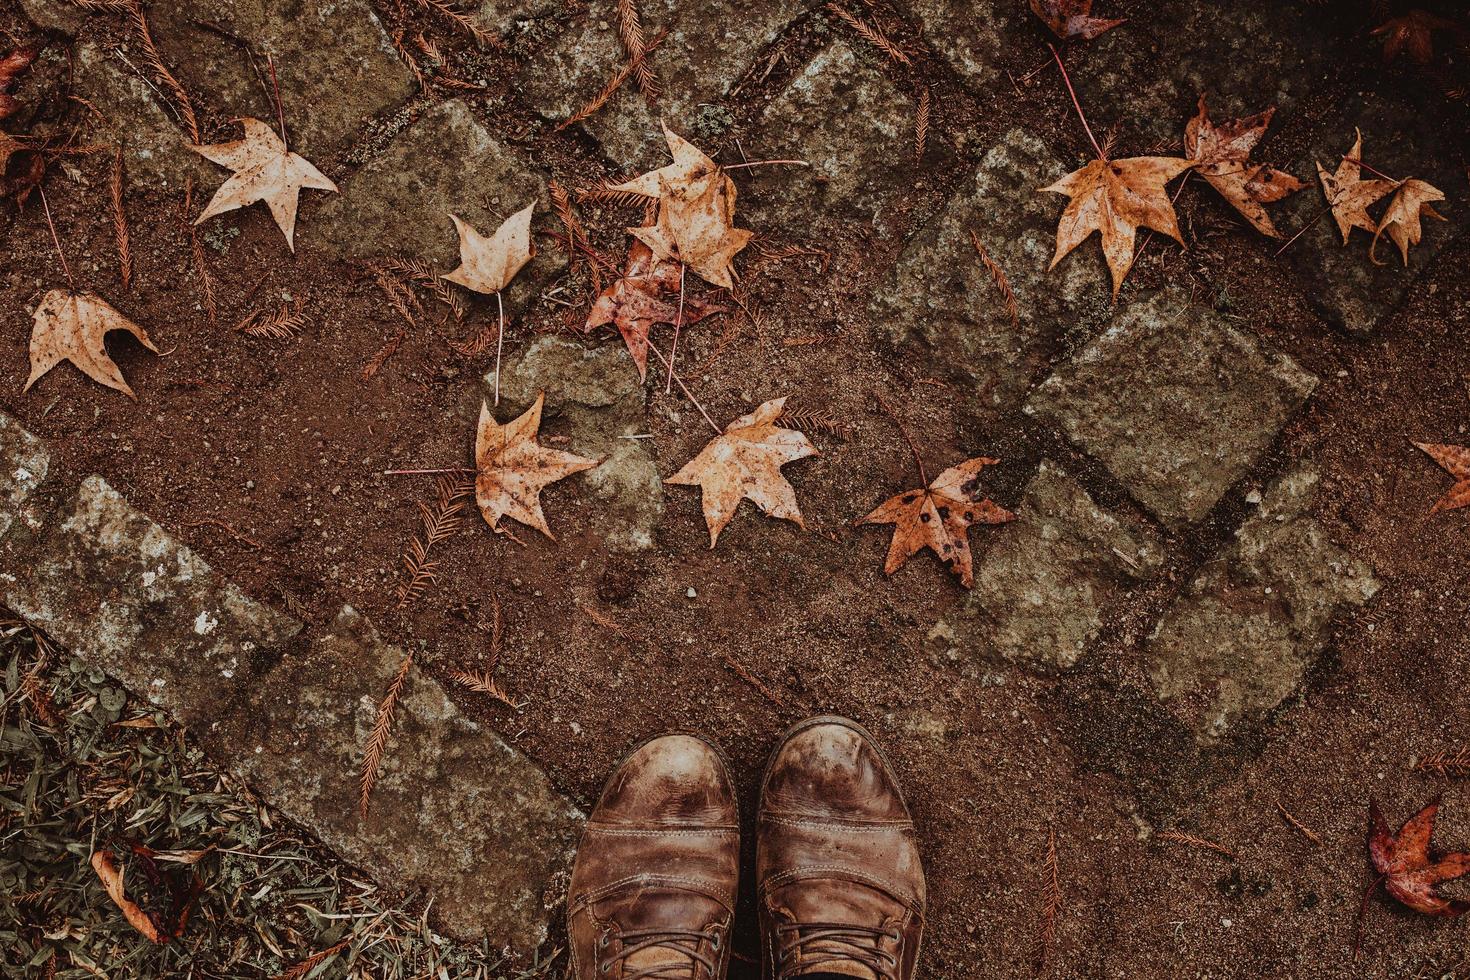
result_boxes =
[914,87,930,165]
[558,31,668,131]
[969,230,1019,328]
[616,0,659,97]
[110,148,132,289]
[396,476,472,607]
[1275,801,1322,845]
[1035,826,1061,970]
[719,653,789,709]
[358,652,413,819]
[1159,829,1236,860]
[825,3,911,65]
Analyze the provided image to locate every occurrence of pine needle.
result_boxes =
[358,652,413,819]
[914,87,930,165]
[1416,747,1470,778]
[1275,801,1322,845]
[449,322,497,358]
[128,1,199,142]
[413,0,499,48]
[236,302,310,340]
[577,183,651,209]
[1034,826,1061,970]
[969,229,1019,328]
[181,178,218,322]
[102,147,133,291]
[448,669,522,709]
[360,328,406,380]
[395,476,471,607]
[825,3,911,65]
[272,938,352,980]
[558,31,668,131]
[616,0,659,97]
[1159,829,1236,860]
[778,406,847,439]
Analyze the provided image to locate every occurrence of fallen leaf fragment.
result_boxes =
[609,122,719,199]
[1414,441,1470,514]
[1371,178,1447,266]
[0,45,38,122]
[190,117,338,250]
[858,456,1015,587]
[1184,96,1305,237]
[1368,799,1470,916]
[1029,0,1125,39]
[475,392,599,538]
[586,239,723,379]
[25,289,158,399]
[91,849,168,943]
[1042,155,1193,295]
[1316,130,1394,245]
[1372,9,1455,65]
[442,203,536,295]
[629,169,752,289]
[666,396,817,547]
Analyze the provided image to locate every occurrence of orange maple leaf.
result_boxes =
[1371,178,1447,266]
[666,396,817,547]
[1369,799,1470,916]
[474,392,599,539]
[1316,130,1394,245]
[857,457,1015,587]
[1415,441,1470,514]
[25,289,158,399]
[1184,96,1305,238]
[1028,0,1125,40]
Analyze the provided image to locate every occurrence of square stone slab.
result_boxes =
[518,0,811,167]
[1280,88,1467,335]
[1146,464,1380,742]
[150,0,416,161]
[3,476,302,730]
[928,459,1163,671]
[1025,288,1318,529]
[742,39,927,229]
[872,127,1110,418]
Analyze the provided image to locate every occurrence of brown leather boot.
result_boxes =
[756,716,926,980]
[568,734,740,980]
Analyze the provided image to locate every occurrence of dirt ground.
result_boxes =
[6,0,1470,976]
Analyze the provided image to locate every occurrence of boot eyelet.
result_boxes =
[710,934,721,950]
[598,933,610,949]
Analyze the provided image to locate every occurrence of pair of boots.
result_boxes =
[567,716,925,980]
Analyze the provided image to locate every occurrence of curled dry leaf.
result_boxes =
[190,118,338,250]
[26,289,159,399]
[1183,96,1305,237]
[1041,155,1193,295]
[442,202,536,295]
[1414,441,1470,514]
[666,396,817,547]
[475,392,599,539]
[1371,178,1447,266]
[91,849,168,943]
[1316,130,1394,245]
[585,239,724,380]
[1028,0,1125,40]
[857,457,1015,588]
[1368,798,1470,916]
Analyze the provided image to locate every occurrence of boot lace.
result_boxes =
[776,920,900,979]
[598,926,721,979]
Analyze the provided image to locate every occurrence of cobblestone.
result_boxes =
[1146,464,1380,741]
[928,460,1163,671]
[1026,289,1318,529]
[0,410,49,546]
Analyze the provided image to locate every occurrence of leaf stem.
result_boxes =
[720,159,810,171]
[382,467,477,475]
[875,394,926,486]
[492,290,505,406]
[38,185,75,292]
[267,54,287,146]
[1049,43,1105,162]
[646,338,720,434]
[1342,155,1399,184]
[664,262,686,395]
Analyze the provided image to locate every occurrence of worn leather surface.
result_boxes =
[757,717,926,980]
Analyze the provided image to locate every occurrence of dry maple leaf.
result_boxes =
[1368,799,1470,916]
[1316,130,1394,245]
[1041,155,1193,295]
[1184,96,1305,238]
[25,289,159,399]
[190,117,338,250]
[475,391,599,539]
[857,456,1016,588]
[1414,441,1470,514]
[585,239,724,380]
[1372,10,1455,65]
[1029,0,1125,40]
[666,396,817,547]
[442,203,536,295]
[608,122,719,199]
[629,169,752,289]
[1371,178,1447,266]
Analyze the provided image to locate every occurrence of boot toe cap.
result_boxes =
[762,717,910,823]
[594,734,738,827]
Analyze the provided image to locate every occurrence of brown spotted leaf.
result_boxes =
[857,457,1015,588]
[1368,799,1470,916]
[91,850,169,943]
[666,397,816,547]
[585,239,724,380]
[474,392,599,539]
[1041,155,1194,296]
[25,289,158,399]
[1184,96,1305,237]
[1371,178,1447,266]
[1316,129,1394,245]
[190,118,337,251]
[1028,0,1125,39]
[1415,441,1470,514]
